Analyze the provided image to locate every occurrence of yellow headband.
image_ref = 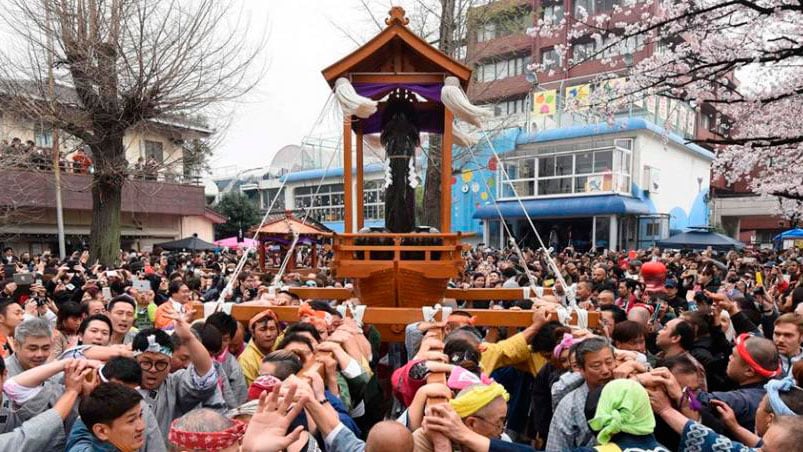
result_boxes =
[449,382,509,418]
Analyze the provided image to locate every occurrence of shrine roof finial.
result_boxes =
[385,6,409,26]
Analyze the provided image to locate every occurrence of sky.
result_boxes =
[207,0,393,178]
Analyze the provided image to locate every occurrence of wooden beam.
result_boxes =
[278,286,557,302]
[286,287,354,300]
[343,117,354,233]
[440,108,453,232]
[356,125,364,230]
[444,287,553,300]
[230,304,598,343]
[350,73,445,84]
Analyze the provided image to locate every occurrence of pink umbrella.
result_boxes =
[214,236,258,249]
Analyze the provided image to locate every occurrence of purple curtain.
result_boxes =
[353,83,442,103]
[351,83,445,134]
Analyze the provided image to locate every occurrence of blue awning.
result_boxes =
[472,194,651,220]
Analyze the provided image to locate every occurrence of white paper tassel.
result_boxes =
[383,159,393,189]
[407,157,419,189]
[441,76,491,128]
[334,78,378,118]
[453,124,479,148]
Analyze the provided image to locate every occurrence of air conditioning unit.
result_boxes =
[642,166,661,194]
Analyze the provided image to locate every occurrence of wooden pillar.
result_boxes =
[288,236,297,271]
[257,238,266,272]
[356,125,364,230]
[311,242,318,269]
[440,108,454,232]
[343,118,354,233]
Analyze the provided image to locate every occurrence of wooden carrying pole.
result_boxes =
[231,303,599,343]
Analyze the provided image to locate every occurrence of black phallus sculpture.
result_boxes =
[380,89,419,234]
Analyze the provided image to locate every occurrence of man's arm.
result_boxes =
[167,308,213,376]
[545,394,578,451]
[0,361,87,451]
[479,307,549,374]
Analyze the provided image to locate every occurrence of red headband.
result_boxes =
[249,309,278,330]
[735,333,780,379]
[168,418,246,450]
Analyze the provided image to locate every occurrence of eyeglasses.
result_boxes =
[138,359,169,372]
[471,415,506,430]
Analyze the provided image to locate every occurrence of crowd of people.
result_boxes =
[1,137,182,182]
[0,241,801,451]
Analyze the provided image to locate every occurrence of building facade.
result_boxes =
[0,111,222,254]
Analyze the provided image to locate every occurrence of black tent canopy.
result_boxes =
[155,234,217,252]
[656,230,744,251]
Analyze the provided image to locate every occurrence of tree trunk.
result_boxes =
[421,0,457,231]
[89,132,127,266]
[422,137,442,228]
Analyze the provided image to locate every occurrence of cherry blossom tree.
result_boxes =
[528,0,803,213]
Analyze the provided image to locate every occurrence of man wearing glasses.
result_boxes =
[131,308,217,444]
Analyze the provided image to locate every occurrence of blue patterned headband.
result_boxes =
[133,334,173,357]
[764,377,800,416]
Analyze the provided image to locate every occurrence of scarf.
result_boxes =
[765,377,799,416]
[588,379,655,444]
[449,382,509,418]
[168,418,246,451]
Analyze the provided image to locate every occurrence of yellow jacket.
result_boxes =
[479,332,548,376]
[238,339,266,387]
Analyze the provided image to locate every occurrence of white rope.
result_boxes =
[272,131,342,284]
[463,137,542,293]
[453,123,479,148]
[213,93,337,310]
[422,304,453,323]
[334,78,378,119]
[475,130,575,307]
[440,77,491,128]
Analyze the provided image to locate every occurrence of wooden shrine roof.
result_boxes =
[252,214,331,237]
[321,6,472,89]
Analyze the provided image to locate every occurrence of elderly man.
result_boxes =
[546,337,616,451]
[168,408,245,452]
[5,318,52,377]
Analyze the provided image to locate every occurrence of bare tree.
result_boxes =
[0,0,264,264]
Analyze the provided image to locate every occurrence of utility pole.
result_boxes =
[45,1,66,259]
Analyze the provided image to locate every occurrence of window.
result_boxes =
[646,222,660,236]
[294,181,385,223]
[362,180,386,221]
[574,0,622,16]
[144,140,164,162]
[490,97,528,117]
[541,47,560,70]
[262,187,285,212]
[34,124,52,148]
[498,140,633,198]
[572,41,597,63]
[541,3,565,23]
[476,54,530,83]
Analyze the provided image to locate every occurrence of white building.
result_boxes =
[472,118,714,250]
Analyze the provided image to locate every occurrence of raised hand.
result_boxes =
[241,384,306,452]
